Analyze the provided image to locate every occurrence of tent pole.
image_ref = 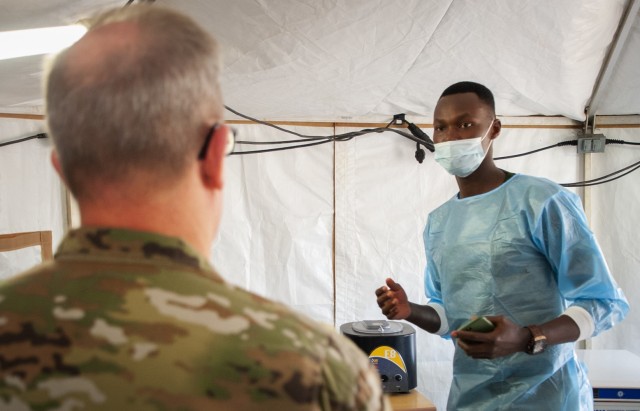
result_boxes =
[332,122,337,328]
[586,0,640,115]
[579,113,601,350]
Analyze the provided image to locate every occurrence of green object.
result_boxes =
[457,316,495,333]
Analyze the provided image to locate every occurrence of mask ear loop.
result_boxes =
[480,119,495,143]
[480,119,496,157]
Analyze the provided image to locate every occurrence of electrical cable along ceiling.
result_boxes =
[1,1,640,187]
[0,0,639,120]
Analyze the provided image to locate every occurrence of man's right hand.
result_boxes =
[375,278,411,320]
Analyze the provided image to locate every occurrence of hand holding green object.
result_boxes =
[457,316,495,333]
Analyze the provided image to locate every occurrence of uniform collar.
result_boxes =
[55,227,216,274]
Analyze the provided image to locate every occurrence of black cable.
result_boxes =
[235,128,385,145]
[229,139,333,155]
[0,133,47,148]
[562,164,640,187]
[495,138,639,162]
[235,137,333,145]
[232,126,429,154]
[495,140,577,160]
[227,105,640,180]
[606,138,640,146]
[124,0,156,7]
[377,127,429,145]
[405,122,435,152]
[225,106,433,155]
[225,105,330,140]
[561,159,640,187]
[557,138,640,187]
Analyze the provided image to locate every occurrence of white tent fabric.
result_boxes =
[1,1,640,410]
[213,125,336,324]
[590,120,640,352]
[0,117,64,279]
[3,116,637,410]
[1,0,640,118]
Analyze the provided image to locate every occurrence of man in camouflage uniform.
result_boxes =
[0,5,390,410]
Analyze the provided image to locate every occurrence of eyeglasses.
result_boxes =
[198,123,236,160]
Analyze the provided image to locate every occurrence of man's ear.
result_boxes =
[490,118,502,140]
[51,149,68,184]
[200,125,227,189]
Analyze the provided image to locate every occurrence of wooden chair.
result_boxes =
[0,231,53,261]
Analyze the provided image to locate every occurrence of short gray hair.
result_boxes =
[45,5,223,199]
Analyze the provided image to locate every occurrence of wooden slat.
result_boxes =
[39,231,53,261]
[0,230,53,261]
[3,112,638,128]
[0,113,45,120]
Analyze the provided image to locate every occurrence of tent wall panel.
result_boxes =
[0,118,65,279]
[0,117,638,410]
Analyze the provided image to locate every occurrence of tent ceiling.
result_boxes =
[0,0,638,121]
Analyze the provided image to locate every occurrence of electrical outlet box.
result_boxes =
[577,133,606,153]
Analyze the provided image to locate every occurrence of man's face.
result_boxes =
[433,92,495,144]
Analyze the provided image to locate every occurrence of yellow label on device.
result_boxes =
[369,346,407,373]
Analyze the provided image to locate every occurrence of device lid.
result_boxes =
[351,320,404,334]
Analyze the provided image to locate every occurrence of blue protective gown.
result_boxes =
[424,174,629,411]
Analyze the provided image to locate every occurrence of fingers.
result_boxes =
[376,280,403,320]
[377,295,396,313]
[374,286,389,297]
[376,295,391,310]
[375,286,391,305]
[455,328,494,342]
[376,291,398,318]
[457,339,492,359]
[455,330,497,359]
[381,301,399,319]
[386,278,402,291]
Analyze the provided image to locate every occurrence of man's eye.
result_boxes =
[434,126,444,132]
[460,122,473,129]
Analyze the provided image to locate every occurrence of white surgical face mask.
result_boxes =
[434,121,494,177]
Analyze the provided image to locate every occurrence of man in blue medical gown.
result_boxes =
[375,81,629,410]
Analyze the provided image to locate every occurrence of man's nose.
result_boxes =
[440,127,459,142]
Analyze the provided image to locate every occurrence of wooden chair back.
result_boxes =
[0,231,53,261]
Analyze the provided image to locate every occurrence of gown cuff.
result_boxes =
[563,305,595,341]
[426,302,449,335]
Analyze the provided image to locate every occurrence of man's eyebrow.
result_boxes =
[434,112,477,123]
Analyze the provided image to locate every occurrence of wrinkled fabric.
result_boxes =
[0,228,390,411]
[424,174,629,411]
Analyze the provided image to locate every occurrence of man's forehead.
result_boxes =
[434,92,491,120]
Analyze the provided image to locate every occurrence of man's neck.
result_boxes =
[77,181,218,256]
[456,165,507,199]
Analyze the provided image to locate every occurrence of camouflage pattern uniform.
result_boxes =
[0,228,390,410]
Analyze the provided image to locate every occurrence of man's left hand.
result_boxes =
[451,316,531,359]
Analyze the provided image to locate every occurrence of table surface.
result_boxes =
[387,390,437,411]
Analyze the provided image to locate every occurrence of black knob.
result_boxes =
[381,375,389,382]
[394,374,403,381]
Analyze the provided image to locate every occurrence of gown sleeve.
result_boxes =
[531,190,629,336]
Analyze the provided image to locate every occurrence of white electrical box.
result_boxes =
[578,349,640,411]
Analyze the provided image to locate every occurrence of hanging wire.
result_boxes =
[561,159,640,187]
[492,137,640,187]
[494,140,577,160]
[225,105,433,155]
[0,133,47,148]
[2,110,637,188]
